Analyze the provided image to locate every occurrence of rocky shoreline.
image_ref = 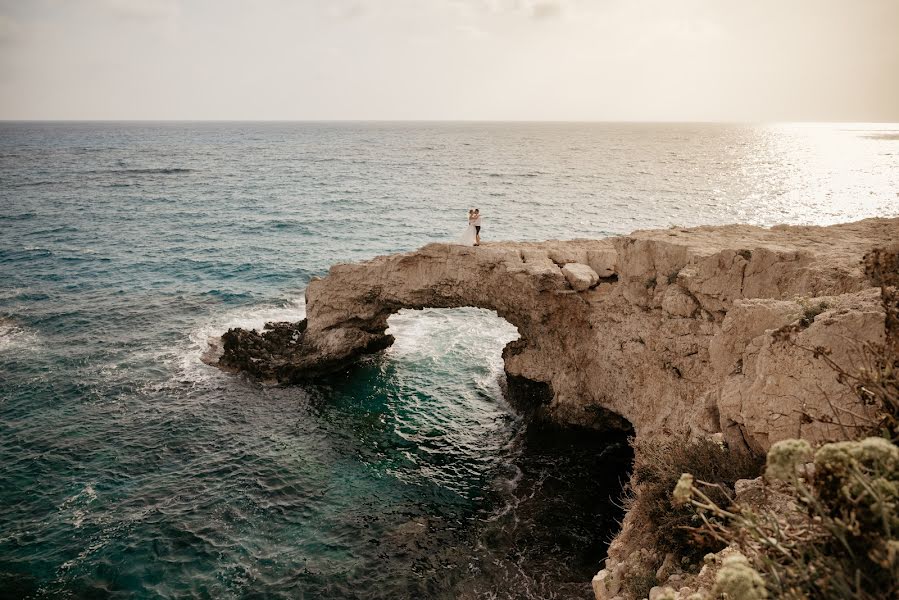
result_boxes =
[212,217,899,598]
[215,218,896,448]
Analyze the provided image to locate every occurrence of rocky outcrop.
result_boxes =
[216,217,898,456]
[562,262,601,290]
[215,217,899,600]
[219,319,393,380]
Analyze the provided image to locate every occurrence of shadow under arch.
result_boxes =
[344,306,637,593]
[218,242,636,439]
[383,306,635,437]
[220,299,637,594]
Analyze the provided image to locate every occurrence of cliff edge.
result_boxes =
[217,217,898,456]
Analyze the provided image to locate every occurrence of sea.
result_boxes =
[1,122,898,599]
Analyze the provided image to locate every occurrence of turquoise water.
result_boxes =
[1,122,898,599]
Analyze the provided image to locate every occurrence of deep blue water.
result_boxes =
[1,122,898,599]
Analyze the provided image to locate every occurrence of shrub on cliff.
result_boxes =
[628,437,763,563]
[667,247,899,599]
[858,245,899,441]
[674,434,899,599]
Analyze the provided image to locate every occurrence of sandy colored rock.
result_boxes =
[216,217,898,455]
[562,262,600,290]
[661,285,699,318]
[716,289,884,453]
[587,248,618,277]
[592,569,618,600]
[649,586,676,600]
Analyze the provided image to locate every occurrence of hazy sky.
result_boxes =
[1,0,897,121]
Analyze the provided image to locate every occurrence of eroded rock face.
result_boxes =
[215,217,898,453]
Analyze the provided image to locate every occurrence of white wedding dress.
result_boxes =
[458,224,477,246]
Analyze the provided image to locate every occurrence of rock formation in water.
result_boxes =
[218,217,898,456]
[216,217,899,599]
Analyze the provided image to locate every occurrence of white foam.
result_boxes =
[58,483,98,529]
[386,307,521,413]
[169,297,307,386]
[0,318,39,353]
[386,307,519,367]
[163,303,515,390]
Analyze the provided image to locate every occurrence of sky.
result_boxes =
[0,0,897,121]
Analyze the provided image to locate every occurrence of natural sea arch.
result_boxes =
[219,240,636,434]
[220,221,893,451]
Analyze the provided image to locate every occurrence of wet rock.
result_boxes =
[219,319,393,381]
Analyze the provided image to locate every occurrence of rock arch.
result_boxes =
[217,218,898,450]
[220,240,623,424]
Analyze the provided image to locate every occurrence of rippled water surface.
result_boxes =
[1,122,898,599]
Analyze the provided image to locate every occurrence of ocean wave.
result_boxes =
[200,289,256,302]
[58,483,98,529]
[168,297,308,386]
[0,212,36,221]
[865,133,899,141]
[0,317,40,353]
[121,168,193,174]
[386,307,519,377]
[26,225,79,236]
[251,220,312,234]
[88,168,194,175]
[9,180,66,188]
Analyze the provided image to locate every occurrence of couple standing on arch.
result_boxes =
[459,208,483,247]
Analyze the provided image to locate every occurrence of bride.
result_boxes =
[458,209,478,246]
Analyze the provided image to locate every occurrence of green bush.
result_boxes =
[798,298,829,327]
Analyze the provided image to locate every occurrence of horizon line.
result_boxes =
[1,119,898,126]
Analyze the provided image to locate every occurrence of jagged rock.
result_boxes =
[592,569,619,600]
[213,217,898,450]
[218,319,393,382]
[661,286,699,318]
[656,552,678,580]
[588,248,618,277]
[716,289,884,453]
[649,586,676,600]
[548,245,588,266]
[562,262,600,291]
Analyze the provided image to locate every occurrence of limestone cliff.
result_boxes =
[217,217,898,456]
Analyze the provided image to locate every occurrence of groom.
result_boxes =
[472,209,482,246]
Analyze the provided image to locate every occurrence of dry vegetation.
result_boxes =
[623,246,899,600]
[628,438,763,563]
